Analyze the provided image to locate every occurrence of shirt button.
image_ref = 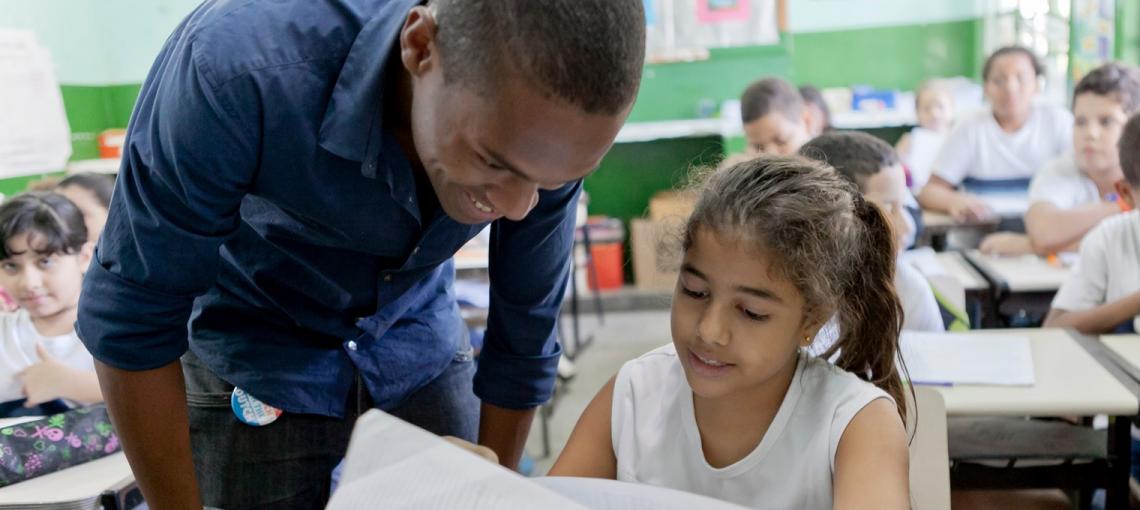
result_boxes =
[412,247,420,255]
[384,274,392,282]
[346,340,358,351]
[408,196,414,204]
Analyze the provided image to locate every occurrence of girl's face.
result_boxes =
[671,227,818,401]
[57,186,108,243]
[0,233,90,320]
[916,89,954,132]
[984,53,1040,123]
[1072,92,1129,179]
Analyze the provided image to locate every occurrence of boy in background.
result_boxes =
[800,131,945,332]
[1045,113,1140,334]
[741,77,814,156]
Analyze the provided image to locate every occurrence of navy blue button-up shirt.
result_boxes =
[76,0,579,416]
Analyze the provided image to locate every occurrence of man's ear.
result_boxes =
[399,6,439,77]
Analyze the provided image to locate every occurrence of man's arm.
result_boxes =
[96,361,201,510]
[77,23,258,506]
[478,403,536,469]
[476,181,583,468]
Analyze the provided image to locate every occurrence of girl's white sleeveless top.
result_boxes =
[611,343,892,509]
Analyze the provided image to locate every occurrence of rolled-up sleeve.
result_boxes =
[77,37,258,370]
[474,182,582,409]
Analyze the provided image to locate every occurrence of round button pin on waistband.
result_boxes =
[231,387,283,427]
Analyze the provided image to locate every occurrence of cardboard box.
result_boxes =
[630,219,683,291]
[648,191,696,222]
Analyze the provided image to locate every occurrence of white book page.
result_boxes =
[326,410,584,510]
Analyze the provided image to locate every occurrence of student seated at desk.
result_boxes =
[1044,113,1140,334]
[0,193,102,417]
[55,172,115,243]
[739,77,813,156]
[918,46,1071,225]
[798,84,831,136]
[896,79,955,192]
[800,131,944,332]
[549,156,910,509]
[980,62,1140,256]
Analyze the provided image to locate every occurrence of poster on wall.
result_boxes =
[645,0,778,63]
[1070,0,1115,82]
[0,29,72,179]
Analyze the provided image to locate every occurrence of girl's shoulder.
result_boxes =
[614,343,687,403]
[798,355,894,410]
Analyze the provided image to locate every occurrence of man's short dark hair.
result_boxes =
[798,84,831,130]
[798,131,899,189]
[1121,113,1140,185]
[1073,62,1140,115]
[982,46,1044,81]
[741,78,803,124]
[433,0,646,115]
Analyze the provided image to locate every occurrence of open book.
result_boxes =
[327,410,584,509]
[326,410,746,510]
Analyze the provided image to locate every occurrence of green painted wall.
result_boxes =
[789,18,983,89]
[1122,0,1140,65]
[584,17,984,236]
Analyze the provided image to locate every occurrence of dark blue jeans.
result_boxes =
[182,343,478,510]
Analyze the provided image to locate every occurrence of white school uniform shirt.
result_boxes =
[1028,153,1101,210]
[896,259,945,333]
[932,104,1071,196]
[611,343,892,509]
[901,126,947,191]
[0,310,94,404]
[1051,211,1140,322]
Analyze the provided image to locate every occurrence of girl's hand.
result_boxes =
[17,343,76,406]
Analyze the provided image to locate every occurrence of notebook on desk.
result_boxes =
[900,331,1036,386]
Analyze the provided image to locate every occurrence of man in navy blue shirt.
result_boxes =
[76,0,645,507]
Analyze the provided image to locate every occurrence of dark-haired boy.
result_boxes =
[1045,113,1140,334]
[741,77,813,155]
[800,131,945,332]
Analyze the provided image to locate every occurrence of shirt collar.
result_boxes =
[317,0,420,177]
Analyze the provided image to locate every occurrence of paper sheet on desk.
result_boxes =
[900,332,1035,386]
[326,410,584,510]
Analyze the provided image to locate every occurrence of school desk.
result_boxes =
[924,328,1138,509]
[963,250,1072,326]
[0,452,140,509]
[919,211,999,250]
[935,251,992,327]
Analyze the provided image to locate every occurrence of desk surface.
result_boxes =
[933,252,990,292]
[921,211,1000,232]
[963,250,1071,293]
[1102,335,1140,376]
[930,329,1137,417]
[0,452,132,506]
